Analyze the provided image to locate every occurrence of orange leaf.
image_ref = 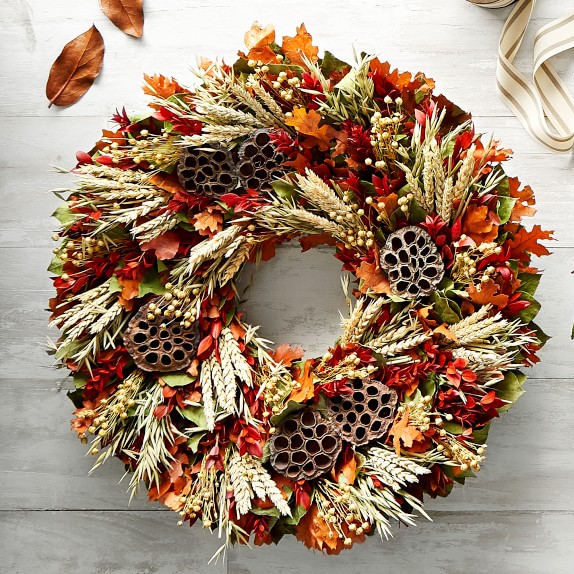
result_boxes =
[193,211,223,236]
[99,0,144,38]
[333,454,358,485]
[149,173,186,195]
[243,21,278,64]
[289,359,315,403]
[117,276,140,300]
[507,224,553,263]
[299,233,337,252]
[282,23,319,67]
[143,73,185,100]
[434,323,459,343]
[285,108,340,151]
[388,411,424,456]
[271,344,305,367]
[376,193,399,217]
[461,204,499,244]
[508,177,536,222]
[46,25,105,107]
[355,260,392,294]
[141,231,181,260]
[466,279,509,307]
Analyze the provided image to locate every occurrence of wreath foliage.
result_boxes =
[49,22,551,557]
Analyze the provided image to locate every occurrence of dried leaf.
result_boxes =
[355,260,392,294]
[117,276,140,300]
[466,279,509,307]
[243,21,278,64]
[507,224,553,263]
[289,359,315,403]
[285,108,340,151]
[299,233,337,252]
[271,344,305,367]
[99,0,144,38]
[388,411,424,456]
[282,23,319,67]
[143,73,185,100]
[46,25,105,107]
[141,231,181,260]
[193,211,223,236]
[508,177,536,222]
[461,204,499,244]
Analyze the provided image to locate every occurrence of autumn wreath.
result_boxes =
[49,23,551,557]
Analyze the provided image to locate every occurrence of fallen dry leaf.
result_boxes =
[99,0,144,38]
[46,25,105,107]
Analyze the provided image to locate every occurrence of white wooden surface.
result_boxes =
[1,0,573,572]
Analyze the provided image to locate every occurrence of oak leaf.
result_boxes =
[466,279,509,307]
[99,0,144,38]
[388,411,424,456]
[507,224,553,263]
[46,25,104,107]
[243,21,278,64]
[141,231,181,260]
[270,344,305,367]
[143,74,185,100]
[282,23,319,67]
[461,204,499,244]
[508,177,536,221]
[193,211,223,236]
[355,260,392,294]
[299,232,337,252]
[289,359,315,403]
[285,108,339,151]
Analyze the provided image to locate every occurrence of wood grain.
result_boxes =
[1,0,573,571]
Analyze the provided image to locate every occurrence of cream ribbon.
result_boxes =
[470,0,574,152]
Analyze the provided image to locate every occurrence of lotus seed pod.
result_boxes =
[328,378,398,446]
[177,145,238,197]
[124,299,200,372]
[379,226,444,299]
[236,129,287,191]
[270,408,342,481]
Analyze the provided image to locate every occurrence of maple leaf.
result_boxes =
[270,344,305,367]
[142,73,185,100]
[466,279,509,307]
[285,108,340,151]
[141,231,181,260]
[507,224,553,263]
[289,359,315,403]
[355,260,392,294]
[508,176,536,221]
[193,211,223,236]
[282,23,319,67]
[299,233,337,252]
[461,204,499,244]
[243,21,278,64]
[388,411,424,455]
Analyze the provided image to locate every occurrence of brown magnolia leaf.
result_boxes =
[46,25,105,107]
[99,0,144,38]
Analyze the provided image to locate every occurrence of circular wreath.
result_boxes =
[49,23,551,557]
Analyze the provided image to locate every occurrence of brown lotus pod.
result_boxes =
[328,378,398,446]
[269,409,342,481]
[236,129,286,191]
[177,145,238,197]
[123,301,200,372]
[379,226,444,299]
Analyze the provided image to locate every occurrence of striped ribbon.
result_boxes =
[469,0,574,152]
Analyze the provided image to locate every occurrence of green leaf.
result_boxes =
[271,179,298,201]
[443,421,466,435]
[66,388,85,409]
[271,400,306,427]
[47,256,63,275]
[494,371,527,411]
[187,432,205,454]
[517,273,541,296]
[157,259,168,273]
[251,506,281,519]
[531,321,550,347]
[160,371,196,387]
[73,373,88,389]
[517,291,541,323]
[177,405,208,429]
[472,422,491,445]
[283,504,308,526]
[52,203,77,226]
[496,175,510,197]
[497,196,517,225]
[431,291,462,324]
[320,51,350,76]
[138,268,167,298]
[108,275,122,294]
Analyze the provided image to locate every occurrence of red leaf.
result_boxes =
[140,231,180,260]
[46,25,105,107]
[299,233,337,252]
[270,344,305,366]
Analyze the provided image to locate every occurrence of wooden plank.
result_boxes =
[1,376,573,512]
[227,511,574,574]
[0,510,226,574]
